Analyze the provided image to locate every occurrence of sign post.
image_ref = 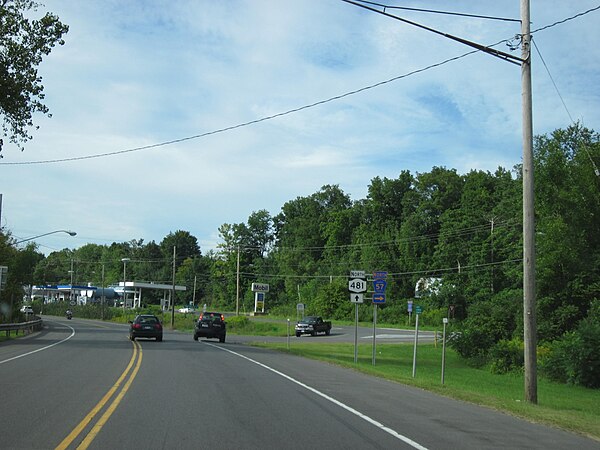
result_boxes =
[412,305,423,377]
[441,317,448,384]
[349,270,366,363]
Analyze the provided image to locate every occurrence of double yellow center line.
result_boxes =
[55,340,143,450]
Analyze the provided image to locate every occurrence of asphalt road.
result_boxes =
[0,317,598,450]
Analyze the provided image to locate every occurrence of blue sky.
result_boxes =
[2,1,599,254]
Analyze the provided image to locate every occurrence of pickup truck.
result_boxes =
[295,316,332,337]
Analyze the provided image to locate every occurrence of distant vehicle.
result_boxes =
[295,316,332,337]
[20,305,34,314]
[129,314,163,341]
[193,312,226,343]
[178,306,196,314]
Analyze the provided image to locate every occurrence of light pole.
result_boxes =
[101,263,105,320]
[68,258,74,305]
[15,229,76,245]
[236,245,240,316]
[121,258,130,311]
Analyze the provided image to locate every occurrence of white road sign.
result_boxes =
[348,278,367,293]
[350,270,366,278]
[350,293,364,303]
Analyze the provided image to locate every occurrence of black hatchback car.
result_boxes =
[129,314,163,341]
[193,312,226,343]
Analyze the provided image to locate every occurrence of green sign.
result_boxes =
[415,305,423,314]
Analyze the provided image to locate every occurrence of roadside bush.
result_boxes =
[226,315,250,329]
[541,302,600,388]
[489,338,524,374]
[378,303,406,324]
[311,282,348,319]
[421,307,447,327]
[450,290,521,365]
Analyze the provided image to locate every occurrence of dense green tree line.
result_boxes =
[1,124,599,386]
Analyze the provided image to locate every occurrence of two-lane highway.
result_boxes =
[1,317,598,449]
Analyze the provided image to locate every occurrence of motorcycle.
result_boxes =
[66,311,72,320]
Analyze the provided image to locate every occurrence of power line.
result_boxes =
[531,38,573,123]
[0,51,478,166]
[531,37,600,177]
[353,1,520,23]
[531,4,600,34]
[1,5,597,166]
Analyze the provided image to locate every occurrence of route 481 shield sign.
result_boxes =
[348,278,367,293]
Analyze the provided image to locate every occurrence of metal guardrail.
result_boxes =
[0,318,43,337]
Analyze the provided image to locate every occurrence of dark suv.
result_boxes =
[193,312,226,343]
[129,314,163,341]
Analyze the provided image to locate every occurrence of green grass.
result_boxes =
[251,341,600,441]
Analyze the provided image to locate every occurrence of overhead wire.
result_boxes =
[531,37,600,177]
[1,5,597,166]
[352,1,520,22]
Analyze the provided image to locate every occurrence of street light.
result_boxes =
[68,258,74,305]
[14,229,77,245]
[121,258,130,310]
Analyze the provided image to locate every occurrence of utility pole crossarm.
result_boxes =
[342,0,524,65]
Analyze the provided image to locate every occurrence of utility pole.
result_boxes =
[236,245,240,316]
[101,263,105,320]
[342,0,538,402]
[521,0,537,404]
[171,245,176,328]
[192,275,197,306]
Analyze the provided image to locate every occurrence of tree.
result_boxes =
[0,0,68,155]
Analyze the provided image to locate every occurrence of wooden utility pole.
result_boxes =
[521,0,537,404]
[236,245,240,315]
[171,245,176,328]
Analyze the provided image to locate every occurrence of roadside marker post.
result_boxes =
[441,317,448,384]
[412,305,422,378]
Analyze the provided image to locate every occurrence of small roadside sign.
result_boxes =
[408,300,413,312]
[297,303,305,311]
[372,293,386,304]
[415,305,423,314]
[350,270,366,278]
[350,293,364,304]
[251,283,270,292]
[373,271,388,280]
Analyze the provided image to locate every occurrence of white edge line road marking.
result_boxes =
[207,343,429,450]
[0,322,75,365]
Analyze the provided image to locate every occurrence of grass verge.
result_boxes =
[250,341,600,441]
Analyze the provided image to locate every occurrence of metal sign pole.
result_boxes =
[354,303,359,363]
[372,304,377,366]
[412,312,420,377]
[441,318,448,384]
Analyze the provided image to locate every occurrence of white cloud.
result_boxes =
[2,0,599,254]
